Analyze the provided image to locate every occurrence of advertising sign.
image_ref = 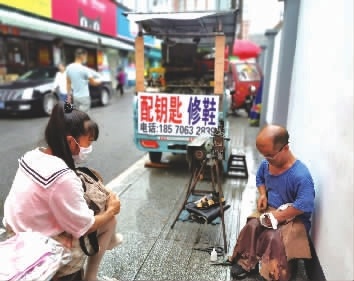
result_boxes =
[0,0,51,18]
[137,92,219,137]
[52,0,116,37]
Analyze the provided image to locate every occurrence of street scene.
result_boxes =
[0,0,353,281]
[0,93,309,281]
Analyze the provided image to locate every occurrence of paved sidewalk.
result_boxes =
[0,113,310,281]
[98,114,310,281]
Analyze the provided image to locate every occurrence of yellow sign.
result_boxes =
[0,0,51,18]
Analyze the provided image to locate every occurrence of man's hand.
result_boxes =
[106,192,121,215]
[89,76,102,86]
[257,194,268,212]
[271,206,303,224]
[66,94,72,103]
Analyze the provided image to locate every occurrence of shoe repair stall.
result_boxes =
[125,10,240,254]
[125,10,239,173]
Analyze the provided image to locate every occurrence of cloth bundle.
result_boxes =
[259,203,294,229]
[0,231,71,281]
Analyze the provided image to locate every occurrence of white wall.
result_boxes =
[287,0,353,279]
[265,29,282,124]
[247,0,283,34]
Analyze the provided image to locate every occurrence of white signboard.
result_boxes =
[137,92,219,137]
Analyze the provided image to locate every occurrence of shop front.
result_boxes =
[0,26,56,82]
[0,1,133,83]
[116,4,162,86]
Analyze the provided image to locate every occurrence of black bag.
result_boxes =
[185,202,230,224]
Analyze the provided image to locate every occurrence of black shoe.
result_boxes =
[230,263,247,279]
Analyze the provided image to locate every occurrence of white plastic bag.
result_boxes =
[0,231,72,281]
[259,203,295,229]
[260,212,278,229]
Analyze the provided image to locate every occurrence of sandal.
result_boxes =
[194,196,208,208]
[195,192,225,209]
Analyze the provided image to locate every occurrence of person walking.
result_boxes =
[52,63,68,102]
[116,67,126,95]
[66,48,102,112]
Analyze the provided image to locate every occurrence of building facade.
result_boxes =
[116,0,235,12]
[0,0,134,83]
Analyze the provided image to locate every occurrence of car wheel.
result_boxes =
[100,88,110,106]
[149,152,162,163]
[42,92,58,116]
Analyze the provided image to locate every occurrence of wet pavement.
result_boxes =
[0,112,310,281]
[99,114,310,281]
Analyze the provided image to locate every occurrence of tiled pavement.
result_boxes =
[0,113,310,281]
[98,114,311,281]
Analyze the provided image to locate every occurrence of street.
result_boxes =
[0,89,145,221]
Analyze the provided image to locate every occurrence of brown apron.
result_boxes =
[232,208,311,281]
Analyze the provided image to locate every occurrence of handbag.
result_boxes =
[75,167,110,256]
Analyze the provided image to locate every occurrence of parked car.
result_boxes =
[0,66,113,116]
[228,62,262,114]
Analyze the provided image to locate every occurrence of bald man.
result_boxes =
[230,125,315,281]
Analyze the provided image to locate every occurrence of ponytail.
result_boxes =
[45,102,97,170]
[45,102,75,169]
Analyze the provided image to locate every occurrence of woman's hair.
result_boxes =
[45,102,99,170]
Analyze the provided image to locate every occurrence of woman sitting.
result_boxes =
[3,102,121,281]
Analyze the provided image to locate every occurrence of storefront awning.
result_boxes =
[124,10,239,47]
[0,9,134,51]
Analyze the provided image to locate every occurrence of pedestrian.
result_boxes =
[229,124,315,281]
[158,75,165,87]
[116,67,126,95]
[2,102,121,281]
[248,76,263,126]
[66,48,102,112]
[52,62,67,102]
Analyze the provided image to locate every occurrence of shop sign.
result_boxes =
[137,92,219,137]
[117,6,155,46]
[0,0,51,17]
[52,0,116,37]
[0,24,20,35]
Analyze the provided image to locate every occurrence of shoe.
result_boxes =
[230,263,247,279]
[194,192,225,209]
[107,233,123,250]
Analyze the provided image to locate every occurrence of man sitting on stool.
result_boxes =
[230,124,315,281]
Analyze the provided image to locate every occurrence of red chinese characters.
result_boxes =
[140,95,154,122]
[140,94,182,124]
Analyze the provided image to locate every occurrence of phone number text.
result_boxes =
[139,123,217,136]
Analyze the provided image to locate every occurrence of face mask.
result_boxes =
[72,139,93,164]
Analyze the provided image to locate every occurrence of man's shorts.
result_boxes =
[73,96,91,113]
